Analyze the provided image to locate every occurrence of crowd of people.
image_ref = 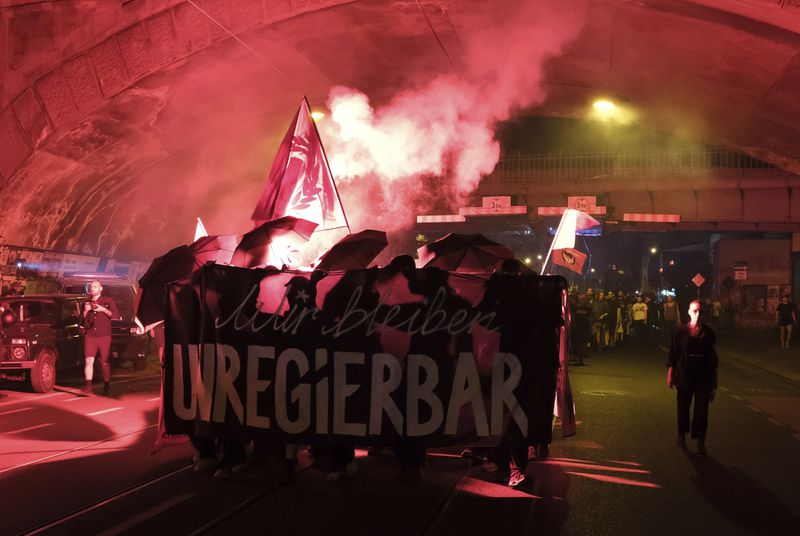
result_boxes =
[567,288,722,365]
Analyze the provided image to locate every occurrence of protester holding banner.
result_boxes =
[163,262,568,487]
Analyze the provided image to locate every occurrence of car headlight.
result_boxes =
[12,346,26,359]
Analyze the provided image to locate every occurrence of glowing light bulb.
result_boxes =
[524,257,532,265]
[310,111,326,120]
[593,99,616,112]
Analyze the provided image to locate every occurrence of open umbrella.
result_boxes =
[315,229,388,271]
[191,234,238,265]
[136,234,239,325]
[418,233,516,273]
[136,245,197,326]
[231,216,317,269]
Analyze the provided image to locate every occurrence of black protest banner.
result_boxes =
[163,264,568,447]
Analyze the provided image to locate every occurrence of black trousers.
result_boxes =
[676,384,711,440]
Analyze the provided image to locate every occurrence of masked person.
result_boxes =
[81,281,120,396]
[666,300,718,455]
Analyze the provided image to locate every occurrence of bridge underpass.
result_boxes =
[475,149,800,233]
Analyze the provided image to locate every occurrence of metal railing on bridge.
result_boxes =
[488,148,784,182]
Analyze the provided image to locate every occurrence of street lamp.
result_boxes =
[641,247,660,292]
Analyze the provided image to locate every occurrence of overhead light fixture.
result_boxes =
[592,99,616,112]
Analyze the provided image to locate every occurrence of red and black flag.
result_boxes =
[552,247,587,274]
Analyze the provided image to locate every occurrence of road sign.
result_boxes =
[692,273,706,287]
[734,270,747,280]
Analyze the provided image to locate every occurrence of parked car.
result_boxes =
[0,294,147,392]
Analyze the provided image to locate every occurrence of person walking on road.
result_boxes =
[81,281,120,396]
[667,299,718,455]
[662,295,681,341]
[776,294,797,349]
[632,296,647,343]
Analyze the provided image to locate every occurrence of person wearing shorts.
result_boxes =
[81,281,120,396]
[776,294,796,349]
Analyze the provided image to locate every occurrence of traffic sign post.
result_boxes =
[692,273,705,299]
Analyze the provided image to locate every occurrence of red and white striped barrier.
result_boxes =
[458,206,527,216]
[416,214,467,223]
[622,213,680,223]
[538,206,607,216]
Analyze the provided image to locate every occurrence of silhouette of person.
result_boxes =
[667,299,718,455]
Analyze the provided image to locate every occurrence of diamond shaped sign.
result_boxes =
[692,273,706,287]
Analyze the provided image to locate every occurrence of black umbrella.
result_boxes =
[315,229,388,271]
[417,233,516,273]
[191,234,238,265]
[136,234,238,326]
[136,246,196,326]
[231,216,317,269]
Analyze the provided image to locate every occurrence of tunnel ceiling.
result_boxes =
[1,0,800,260]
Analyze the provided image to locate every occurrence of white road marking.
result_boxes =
[746,404,763,413]
[0,407,34,417]
[87,407,123,416]
[64,396,89,402]
[146,397,161,402]
[766,417,784,427]
[5,423,54,435]
[718,386,729,392]
[0,391,66,407]
[95,492,197,536]
[731,395,743,401]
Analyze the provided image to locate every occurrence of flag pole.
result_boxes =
[542,209,568,275]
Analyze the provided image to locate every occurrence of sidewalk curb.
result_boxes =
[720,347,800,386]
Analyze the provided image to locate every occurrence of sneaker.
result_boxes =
[696,442,707,456]
[508,469,527,488]
[481,461,499,473]
[194,457,218,472]
[213,467,231,479]
[80,382,94,397]
[102,382,111,396]
[460,448,483,464]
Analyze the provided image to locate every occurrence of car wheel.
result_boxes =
[31,349,57,393]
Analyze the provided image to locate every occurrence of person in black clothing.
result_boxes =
[666,299,718,455]
[775,294,797,349]
[572,294,593,366]
[81,281,120,396]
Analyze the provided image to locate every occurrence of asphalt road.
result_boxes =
[1,342,798,535]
